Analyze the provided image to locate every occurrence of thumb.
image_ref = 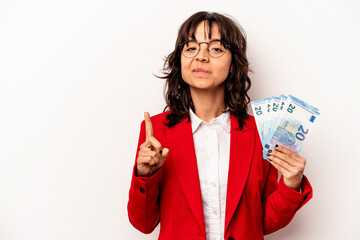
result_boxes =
[161,148,170,159]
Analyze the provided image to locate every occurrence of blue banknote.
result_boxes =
[252,95,320,160]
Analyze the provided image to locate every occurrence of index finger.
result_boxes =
[144,112,153,139]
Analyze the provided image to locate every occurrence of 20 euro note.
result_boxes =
[251,97,271,142]
[262,95,320,160]
[251,95,285,143]
[264,95,282,138]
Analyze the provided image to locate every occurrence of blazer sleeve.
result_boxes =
[127,120,161,234]
[261,161,313,235]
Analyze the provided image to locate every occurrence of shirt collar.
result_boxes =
[189,107,231,134]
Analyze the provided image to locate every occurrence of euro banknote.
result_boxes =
[251,95,320,160]
[250,97,271,142]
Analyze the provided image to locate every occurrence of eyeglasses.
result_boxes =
[179,39,229,58]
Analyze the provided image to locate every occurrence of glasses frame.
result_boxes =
[179,39,230,58]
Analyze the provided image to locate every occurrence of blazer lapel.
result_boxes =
[225,113,255,233]
[166,115,205,235]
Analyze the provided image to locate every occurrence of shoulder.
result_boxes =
[243,115,256,131]
[231,113,256,131]
[149,111,171,126]
[245,115,257,131]
[246,115,256,126]
[246,115,262,146]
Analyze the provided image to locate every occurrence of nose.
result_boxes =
[195,43,209,62]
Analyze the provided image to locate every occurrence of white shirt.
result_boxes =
[189,108,231,240]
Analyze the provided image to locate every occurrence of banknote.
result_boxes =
[265,95,282,137]
[262,95,320,160]
[251,97,271,142]
[251,95,320,160]
[267,95,288,136]
[263,98,272,139]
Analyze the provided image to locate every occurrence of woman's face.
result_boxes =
[181,21,232,92]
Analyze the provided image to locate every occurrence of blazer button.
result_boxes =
[228,237,234,240]
[139,187,145,193]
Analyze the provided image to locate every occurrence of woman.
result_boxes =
[127,11,312,240]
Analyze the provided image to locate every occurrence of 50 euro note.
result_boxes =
[262,95,320,160]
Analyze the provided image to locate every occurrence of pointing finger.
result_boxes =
[144,112,153,139]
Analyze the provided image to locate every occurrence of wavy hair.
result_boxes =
[159,11,251,130]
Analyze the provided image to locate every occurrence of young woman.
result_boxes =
[127,11,312,240]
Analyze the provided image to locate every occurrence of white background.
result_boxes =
[0,0,359,239]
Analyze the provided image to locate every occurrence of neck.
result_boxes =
[190,85,226,123]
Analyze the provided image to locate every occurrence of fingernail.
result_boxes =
[266,153,270,157]
[275,144,278,148]
[268,149,272,153]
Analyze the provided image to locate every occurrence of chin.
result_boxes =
[190,81,212,88]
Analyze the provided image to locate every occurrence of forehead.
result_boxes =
[191,21,221,41]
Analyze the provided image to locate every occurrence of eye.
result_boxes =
[185,47,197,52]
[211,48,224,52]
[183,41,198,52]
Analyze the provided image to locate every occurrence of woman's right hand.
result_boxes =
[136,112,170,177]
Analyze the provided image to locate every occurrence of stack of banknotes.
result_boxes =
[250,95,320,160]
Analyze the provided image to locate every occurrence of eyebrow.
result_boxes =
[188,38,222,42]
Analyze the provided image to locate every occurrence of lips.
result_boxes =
[193,68,211,73]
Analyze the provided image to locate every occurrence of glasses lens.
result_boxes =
[208,40,226,58]
[182,41,199,58]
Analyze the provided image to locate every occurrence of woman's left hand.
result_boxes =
[266,144,306,191]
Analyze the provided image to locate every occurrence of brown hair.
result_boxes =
[159,11,251,130]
